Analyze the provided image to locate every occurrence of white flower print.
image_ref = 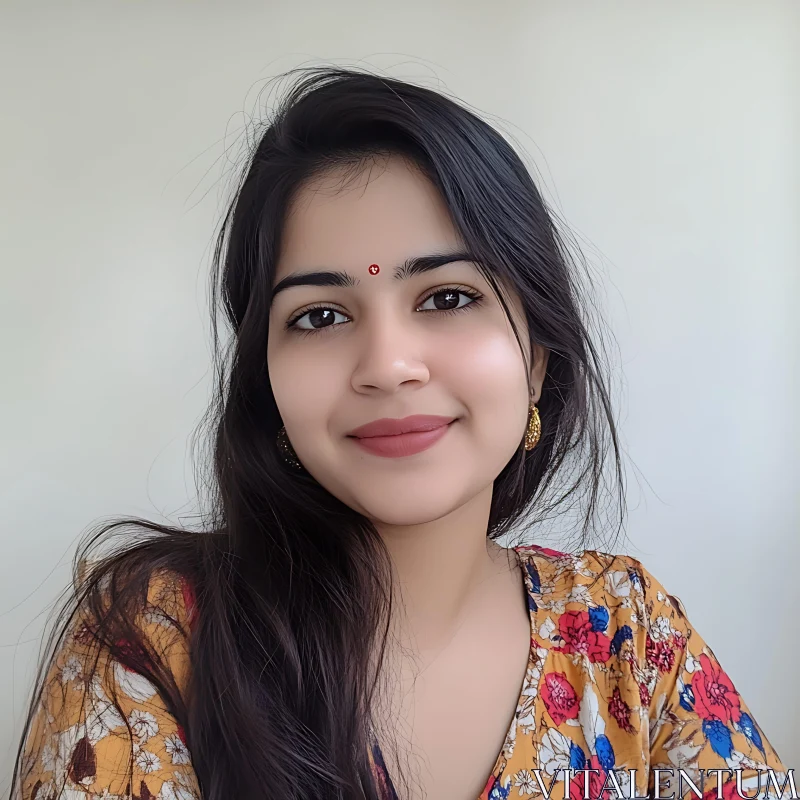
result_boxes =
[537,727,572,776]
[566,584,592,606]
[538,617,556,640]
[539,600,566,615]
[165,732,191,765]
[577,683,605,754]
[664,736,703,779]
[684,650,701,673]
[159,781,199,800]
[85,676,126,742]
[134,748,162,773]
[725,748,777,773]
[31,780,55,800]
[41,722,85,779]
[604,570,631,598]
[171,769,202,798]
[62,789,94,800]
[92,789,124,800]
[611,769,631,798]
[129,708,159,742]
[518,650,546,733]
[513,769,539,795]
[113,660,157,702]
[144,606,178,629]
[40,741,57,774]
[574,558,596,579]
[650,614,672,641]
[649,691,669,742]
[632,594,647,626]
[60,655,83,683]
[502,714,518,758]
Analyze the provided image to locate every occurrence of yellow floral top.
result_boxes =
[15,546,788,800]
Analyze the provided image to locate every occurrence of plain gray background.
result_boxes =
[1,0,797,781]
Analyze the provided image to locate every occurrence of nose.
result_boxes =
[350,309,430,395]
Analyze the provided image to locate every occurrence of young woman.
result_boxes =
[10,67,787,800]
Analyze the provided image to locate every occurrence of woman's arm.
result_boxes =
[13,571,201,800]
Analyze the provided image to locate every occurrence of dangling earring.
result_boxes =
[276,425,303,470]
[524,401,541,451]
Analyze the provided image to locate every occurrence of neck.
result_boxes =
[374,485,517,656]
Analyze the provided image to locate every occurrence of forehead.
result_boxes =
[276,155,462,280]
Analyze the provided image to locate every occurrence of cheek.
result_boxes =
[439,331,530,451]
[443,330,528,401]
[267,346,343,427]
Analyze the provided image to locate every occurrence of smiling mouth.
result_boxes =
[349,420,457,458]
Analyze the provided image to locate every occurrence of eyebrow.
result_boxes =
[270,250,478,301]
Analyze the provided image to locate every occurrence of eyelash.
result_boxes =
[285,285,485,337]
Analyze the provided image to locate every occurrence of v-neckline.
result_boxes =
[369,545,537,800]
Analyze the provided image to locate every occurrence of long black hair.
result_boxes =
[10,65,627,800]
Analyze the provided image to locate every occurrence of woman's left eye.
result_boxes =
[417,287,482,313]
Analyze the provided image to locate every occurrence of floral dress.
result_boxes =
[15,546,788,800]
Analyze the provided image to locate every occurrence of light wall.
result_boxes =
[1,0,797,777]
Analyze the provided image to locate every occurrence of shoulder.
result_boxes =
[512,544,691,647]
[19,564,201,800]
[42,562,199,712]
[514,544,683,605]
[72,561,198,645]
[140,566,199,638]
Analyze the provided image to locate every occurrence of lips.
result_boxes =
[347,414,457,459]
[347,415,456,439]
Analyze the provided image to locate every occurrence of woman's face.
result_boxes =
[267,155,548,527]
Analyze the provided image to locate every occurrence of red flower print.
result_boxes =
[555,611,612,663]
[114,637,147,672]
[639,682,651,707]
[516,544,568,557]
[133,780,156,800]
[608,686,634,733]
[67,736,96,785]
[480,774,496,800]
[73,621,97,647]
[541,671,580,726]
[691,653,742,724]
[569,755,610,800]
[702,779,738,800]
[646,635,676,673]
[180,577,197,630]
[536,546,569,557]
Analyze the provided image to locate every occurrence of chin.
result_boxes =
[355,489,469,528]
[365,507,451,527]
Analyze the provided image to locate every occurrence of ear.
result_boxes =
[530,344,549,403]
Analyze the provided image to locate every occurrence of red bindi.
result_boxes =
[368,264,380,275]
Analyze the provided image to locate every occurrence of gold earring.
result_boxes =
[276,425,303,470]
[524,402,541,451]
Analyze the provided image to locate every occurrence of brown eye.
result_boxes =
[417,288,478,312]
[286,285,484,337]
[290,307,348,331]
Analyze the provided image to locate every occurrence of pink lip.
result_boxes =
[348,414,456,438]
[347,415,457,459]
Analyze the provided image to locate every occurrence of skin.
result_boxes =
[267,153,549,798]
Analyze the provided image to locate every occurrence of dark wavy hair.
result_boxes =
[9,66,627,800]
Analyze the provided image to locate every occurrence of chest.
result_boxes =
[376,592,532,800]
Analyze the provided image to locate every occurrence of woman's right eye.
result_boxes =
[286,306,350,334]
